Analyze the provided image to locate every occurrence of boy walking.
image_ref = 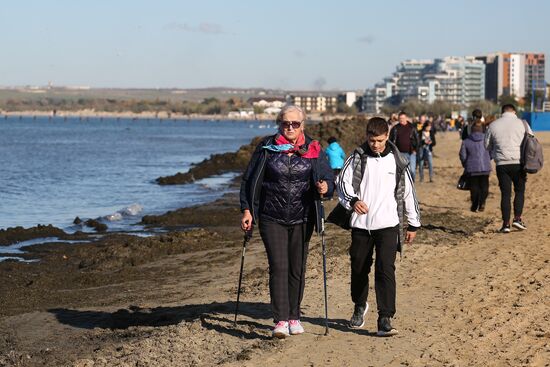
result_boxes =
[337,117,421,336]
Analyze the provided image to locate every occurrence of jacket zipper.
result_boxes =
[287,154,292,222]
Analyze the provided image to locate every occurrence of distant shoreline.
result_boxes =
[0,109,273,121]
[0,109,330,122]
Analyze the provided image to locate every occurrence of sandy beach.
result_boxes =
[1,124,548,366]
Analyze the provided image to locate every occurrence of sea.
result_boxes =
[0,116,277,257]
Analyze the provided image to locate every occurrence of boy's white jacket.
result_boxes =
[337,148,421,231]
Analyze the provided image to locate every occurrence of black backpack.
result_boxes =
[520,120,544,174]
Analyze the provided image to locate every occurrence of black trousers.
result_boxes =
[259,220,314,322]
[496,164,526,223]
[349,226,399,318]
[468,175,489,210]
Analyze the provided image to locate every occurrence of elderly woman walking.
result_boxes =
[240,105,334,338]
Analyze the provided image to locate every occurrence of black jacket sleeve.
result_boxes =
[389,126,397,144]
[411,128,420,151]
[317,150,336,198]
[239,142,264,212]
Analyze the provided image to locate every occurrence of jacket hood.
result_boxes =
[326,142,341,151]
[468,132,485,142]
[363,142,392,157]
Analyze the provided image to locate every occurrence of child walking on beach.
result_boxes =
[337,117,420,336]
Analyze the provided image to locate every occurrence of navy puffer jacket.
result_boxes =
[240,134,335,233]
[261,152,313,224]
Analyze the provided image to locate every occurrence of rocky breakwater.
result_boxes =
[155,116,369,186]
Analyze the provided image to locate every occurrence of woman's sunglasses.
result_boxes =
[280,121,302,129]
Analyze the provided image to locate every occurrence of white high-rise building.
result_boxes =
[363,56,485,113]
[509,53,526,98]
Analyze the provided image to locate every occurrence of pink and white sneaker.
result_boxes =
[289,319,304,335]
[272,321,290,339]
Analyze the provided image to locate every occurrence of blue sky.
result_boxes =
[1,0,548,90]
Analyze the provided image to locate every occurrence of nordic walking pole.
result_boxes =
[319,194,330,335]
[234,229,252,326]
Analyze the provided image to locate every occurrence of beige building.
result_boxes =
[287,94,337,112]
[247,97,286,108]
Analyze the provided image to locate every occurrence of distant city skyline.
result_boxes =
[1,0,548,90]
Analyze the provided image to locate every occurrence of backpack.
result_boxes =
[520,120,544,174]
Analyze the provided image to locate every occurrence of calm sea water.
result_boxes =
[0,116,276,233]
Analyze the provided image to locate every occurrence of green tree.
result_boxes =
[468,100,498,117]
[253,105,265,114]
[498,94,517,107]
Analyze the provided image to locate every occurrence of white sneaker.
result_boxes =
[512,219,527,230]
[289,319,305,335]
[272,321,290,339]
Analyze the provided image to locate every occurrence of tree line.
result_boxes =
[0,97,249,115]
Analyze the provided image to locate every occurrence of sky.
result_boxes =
[1,0,549,91]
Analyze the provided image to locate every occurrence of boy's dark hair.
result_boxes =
[366,117,389,136]
[472,108,482,120]
[327,136,337,144]
[501,104,516,113]
[398,111,407,117]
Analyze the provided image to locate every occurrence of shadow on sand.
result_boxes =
[49,301,273,340]
[50,301,380,339]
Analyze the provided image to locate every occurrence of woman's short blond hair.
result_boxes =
[276,105,307,123]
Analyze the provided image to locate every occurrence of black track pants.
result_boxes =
[349,226,399,318]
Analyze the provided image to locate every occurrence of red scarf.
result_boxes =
[274,133,321,158]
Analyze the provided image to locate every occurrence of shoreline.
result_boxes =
[0,109,328,122]
[0,110,272,121]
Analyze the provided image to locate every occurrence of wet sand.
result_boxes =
[1,123,548,366]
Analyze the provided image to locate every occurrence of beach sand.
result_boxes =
[1,130,548,366]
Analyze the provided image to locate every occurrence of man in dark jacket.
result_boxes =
[389,111,419,181]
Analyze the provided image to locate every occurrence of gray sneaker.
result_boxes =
[349,302,369,328]
[376,316,398,337]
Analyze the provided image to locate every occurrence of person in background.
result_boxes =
[461,109,484,140]
[240,105,335,338]
[418,122,435,183]
[389,111,419,181]
[484,104,528,233]
[449,118,456,131]
[325,136,346,177]
[416,114,427,132]
[460,122,492,212]
[456,115,465,134]
[387,113,399,130]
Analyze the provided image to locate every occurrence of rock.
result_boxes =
[84,219,108,233]
[0,224,67,246]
